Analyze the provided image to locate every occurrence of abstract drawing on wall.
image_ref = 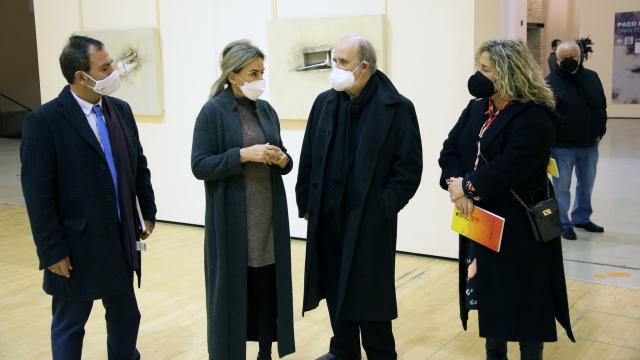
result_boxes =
[268,15,385,120]
[85,28,164,116]
[612,11,640,105]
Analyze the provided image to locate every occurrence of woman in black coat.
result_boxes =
[438,40,575,360]
[191,40,295,360]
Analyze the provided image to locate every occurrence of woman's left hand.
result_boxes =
[448,177,465,202]
[455,197,475,217]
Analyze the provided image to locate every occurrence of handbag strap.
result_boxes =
[510,189,531,211]
[478,152,551,212]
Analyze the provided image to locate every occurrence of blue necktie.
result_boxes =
[93,104,121,220]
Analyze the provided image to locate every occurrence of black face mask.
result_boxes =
[559,58,579,75]
[467,71,495,98]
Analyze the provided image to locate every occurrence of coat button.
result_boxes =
[101,164,107,170]
[106,194,112,201]
[325,130,330,136]
[109,226,115,232]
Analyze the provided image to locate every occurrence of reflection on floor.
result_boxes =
[561,119,640,288]
[1,204,639,359]
[0,137,22,205]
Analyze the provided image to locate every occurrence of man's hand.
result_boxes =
[596,136,602,144]
[304,213,309,221]
[48,257,73,278]
[140,220,155,240]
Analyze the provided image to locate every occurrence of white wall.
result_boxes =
[0,0,41,111]
[544,0,579,74]
[577,0,640,119]
[33,1,486,258]
[475,0,501,49]
[500,0,528,40]
[387,1,475,256]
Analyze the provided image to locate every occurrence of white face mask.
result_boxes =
[330,61,363,91]
[84,70,121,96]
[233,74,265,101]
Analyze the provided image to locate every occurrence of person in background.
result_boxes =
[548,39,561,73]
[191,39,295,360]
[546,41,607,240]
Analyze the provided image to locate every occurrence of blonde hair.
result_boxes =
[209,39,264,99]
[476,40,555,109]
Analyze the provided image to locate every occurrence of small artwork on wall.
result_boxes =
[84,28,164,116]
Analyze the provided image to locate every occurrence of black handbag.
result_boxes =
[476,151,562,243]
[510,181,563,243]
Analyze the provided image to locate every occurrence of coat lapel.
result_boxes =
[59,87,105,160]
[464,99,489,145]
[308,91,339,188]
[479,101,529,153]
[351,102,394,195]
[256,103,277,145]
[218,89,244,149]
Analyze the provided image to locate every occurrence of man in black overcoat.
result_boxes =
[296,35,423,360]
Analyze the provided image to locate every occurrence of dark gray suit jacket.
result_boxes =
[21,86,156,300]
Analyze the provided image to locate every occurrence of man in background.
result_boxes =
[548,38,561,73]
[546,41,607,240]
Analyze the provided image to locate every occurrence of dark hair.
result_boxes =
[551,39,561,49]
[59,35,104,84]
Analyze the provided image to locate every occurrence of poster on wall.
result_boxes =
[612,11,640,104]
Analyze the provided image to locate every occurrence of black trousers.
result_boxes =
[51,290,140,360]
[247,264,277,360]
[485,338,544,360]
[318,211,397,360]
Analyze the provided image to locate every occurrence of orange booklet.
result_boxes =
[451,206,505,252]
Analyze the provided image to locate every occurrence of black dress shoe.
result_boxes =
[575,221,604,233]
[316,353,337,360]
[562,227,577,240]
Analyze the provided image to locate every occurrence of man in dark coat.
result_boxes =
[296,35,423,360]
[546,41,607,240]
[21,35,156,359]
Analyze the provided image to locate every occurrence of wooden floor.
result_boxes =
[1,205,639,359]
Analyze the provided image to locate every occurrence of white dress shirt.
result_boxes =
[70,90,104,149]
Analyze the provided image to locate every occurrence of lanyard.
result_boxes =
[474,100,509,171]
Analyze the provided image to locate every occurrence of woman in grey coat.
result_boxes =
[191,40,295,360]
